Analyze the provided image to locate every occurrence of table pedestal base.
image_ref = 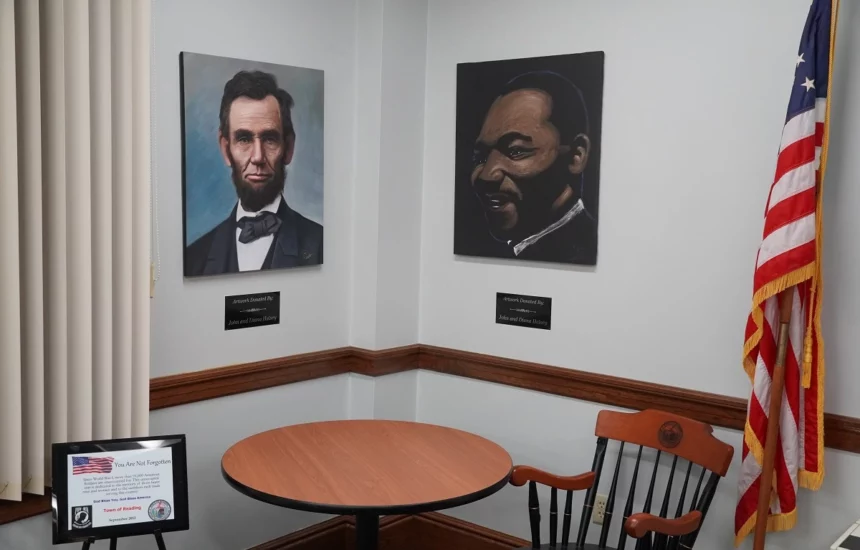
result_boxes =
[355,512,379,550]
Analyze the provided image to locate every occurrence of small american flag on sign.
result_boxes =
[72,456,114,475]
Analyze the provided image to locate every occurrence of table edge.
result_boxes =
[221,462,513,516]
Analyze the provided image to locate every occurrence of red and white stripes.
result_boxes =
[735,95,827,546]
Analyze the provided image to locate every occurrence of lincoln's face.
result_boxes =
[471,89,589,242]
[219,95,295,212]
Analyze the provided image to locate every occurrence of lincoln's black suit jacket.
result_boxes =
[184,199,323,277]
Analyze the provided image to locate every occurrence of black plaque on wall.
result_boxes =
[496,293,552,330]
[225,292,280,330]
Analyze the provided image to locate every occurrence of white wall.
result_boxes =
[820,1,860,418]
[417,2,860,548]
[350,0,427,350]
[419,0,860,405]
[345,370,420,421]
[373,0,428,349]
[373,371,419,421]
[349,0,385,350]
[151,0,358,376]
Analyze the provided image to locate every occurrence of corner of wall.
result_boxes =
[372,370,419,421]
[348,0,385,350]
[347,373,376,419]
[350,0,428,351]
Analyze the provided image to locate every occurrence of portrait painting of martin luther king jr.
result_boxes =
[454,52,604,266]
[180,52,324,277]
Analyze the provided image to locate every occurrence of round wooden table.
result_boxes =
[221,420,512,550]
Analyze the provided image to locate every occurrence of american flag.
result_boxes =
[735,0,837,544]
[72,456,115,475]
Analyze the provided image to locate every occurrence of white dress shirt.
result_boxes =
[511,198,585,256]
[235,194,282,272]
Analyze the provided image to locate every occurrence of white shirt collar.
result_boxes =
[236,194,282,221]
[511,199,585,257]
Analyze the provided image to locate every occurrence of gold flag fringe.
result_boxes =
[737,1,838,544]
[735,508,798,547]
[742,263,816,383]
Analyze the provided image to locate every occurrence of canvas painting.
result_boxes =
[180,52,324,277]
[454,52,604,266]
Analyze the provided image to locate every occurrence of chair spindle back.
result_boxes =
[519,409,734,549]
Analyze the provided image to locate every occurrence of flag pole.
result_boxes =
[753,289,794,550]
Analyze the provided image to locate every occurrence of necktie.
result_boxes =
[237,211,282,244]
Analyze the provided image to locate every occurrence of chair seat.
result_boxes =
[515,545,616,549]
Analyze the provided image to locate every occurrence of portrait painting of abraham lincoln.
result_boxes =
[180,52,324,277]
[454,52,604,266]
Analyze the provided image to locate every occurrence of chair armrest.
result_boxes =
[624,511,702,538]
[509,465,596,491]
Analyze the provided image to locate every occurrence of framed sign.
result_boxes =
[52,434,190,545]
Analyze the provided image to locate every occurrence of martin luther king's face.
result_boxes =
[219,95,295,212]
[470,89,589,242]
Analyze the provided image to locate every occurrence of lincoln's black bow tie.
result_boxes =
[237,211,282,244]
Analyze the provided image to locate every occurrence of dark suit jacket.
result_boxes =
[184,199,323,277]
[515,209,597,265]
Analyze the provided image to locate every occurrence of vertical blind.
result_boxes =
[0,0,151,502]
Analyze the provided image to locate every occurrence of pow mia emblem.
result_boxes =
[71,505,92,529]
[658,421,684,448]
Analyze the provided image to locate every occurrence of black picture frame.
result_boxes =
[51,434,190,545]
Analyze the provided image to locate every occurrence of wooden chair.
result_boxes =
[510,409,734,549]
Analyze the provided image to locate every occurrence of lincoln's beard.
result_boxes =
[229,154,287,213]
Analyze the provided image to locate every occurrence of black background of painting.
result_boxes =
[454,52,605,262]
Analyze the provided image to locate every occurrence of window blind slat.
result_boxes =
[90,0,114,441]
[64,0,94,444]
[131,0,151,438]
[41,0,69,464]
[111,0,134,439]
[15,0,45,496]
[0,0,23,503]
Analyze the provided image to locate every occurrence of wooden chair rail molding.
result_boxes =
[5,343,860,526]
[149,345,422,409]
[419,345,860,453]
[150,344,860,453]
[417,345,860,453]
